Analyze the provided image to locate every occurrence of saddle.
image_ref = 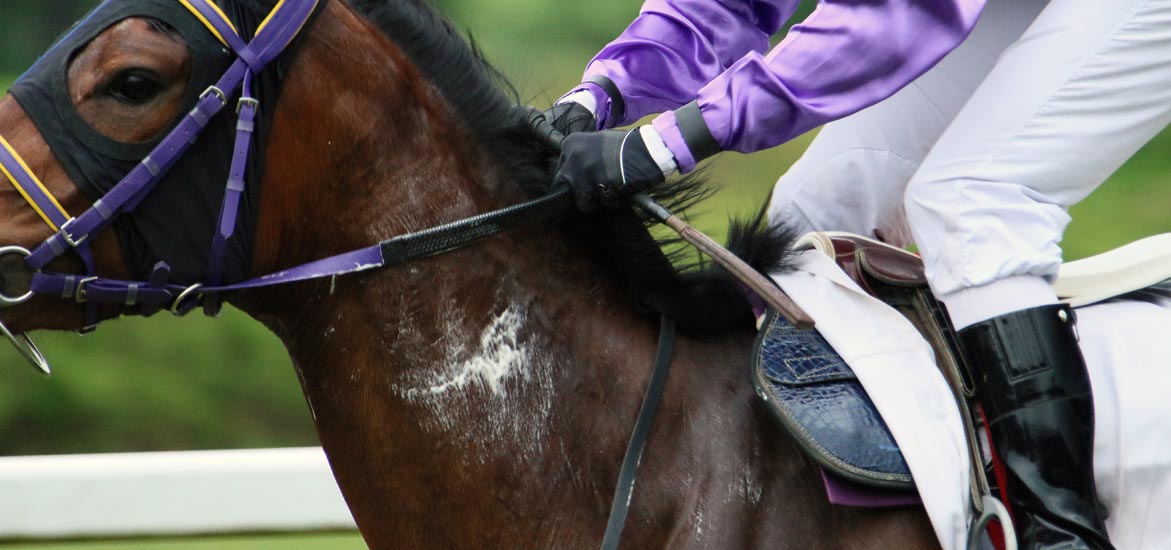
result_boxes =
[752,232,975,493]
[753,230,1171,497]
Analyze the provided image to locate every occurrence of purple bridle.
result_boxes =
[0,0,575,375]
[0,0,321,373]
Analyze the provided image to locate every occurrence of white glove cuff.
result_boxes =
[557,90,598,117]
[639,125,679,177]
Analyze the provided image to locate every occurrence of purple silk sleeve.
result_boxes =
[578,0,986,172]
[579,0,799,129]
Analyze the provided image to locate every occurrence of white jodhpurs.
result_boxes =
[768,0,1047,248]
[767,0,1171,329]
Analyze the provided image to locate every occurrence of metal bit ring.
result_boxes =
[0,320,51,375]
[0,246,35,308]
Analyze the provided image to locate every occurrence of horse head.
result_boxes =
[0,1,266,338]
[0,16,175,333]
[0,0,521,344]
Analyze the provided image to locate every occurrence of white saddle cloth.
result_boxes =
[1057,233,1171,307]
[771,250,1171,550]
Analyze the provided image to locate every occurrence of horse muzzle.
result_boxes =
[0,246,51,375]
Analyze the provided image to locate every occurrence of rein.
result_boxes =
[525,108,679,549]
[0,0,564,375]
[602,315,676,550]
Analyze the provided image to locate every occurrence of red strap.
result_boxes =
[979,404,1012,550]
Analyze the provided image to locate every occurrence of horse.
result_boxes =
[0,0,941,547]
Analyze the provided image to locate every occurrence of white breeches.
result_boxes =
[767,0,1171,328]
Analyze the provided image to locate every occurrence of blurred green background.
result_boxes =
[0,0,1169,548]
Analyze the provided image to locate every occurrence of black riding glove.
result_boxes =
[554,128,667,212]
[541,101,598,136]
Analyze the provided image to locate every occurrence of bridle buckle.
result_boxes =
[171,284,204,316]
[74,276,99,304]
[59,218,88,248]
[199,85,227,106]
[236,97,259,114]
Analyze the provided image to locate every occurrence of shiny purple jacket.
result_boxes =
[573,0,986,171]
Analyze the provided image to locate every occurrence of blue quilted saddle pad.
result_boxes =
[752,311,914,490]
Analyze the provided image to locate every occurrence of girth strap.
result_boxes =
[601,315,676,550]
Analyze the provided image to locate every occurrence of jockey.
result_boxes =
[548,0,1171,548]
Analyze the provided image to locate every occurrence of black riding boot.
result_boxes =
[959,304,1114,550]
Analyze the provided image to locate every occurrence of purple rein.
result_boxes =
[0,0,581,375]
[0,0,321,327]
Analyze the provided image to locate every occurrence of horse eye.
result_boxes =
[107,71,163,104]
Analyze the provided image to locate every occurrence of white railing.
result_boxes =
[0,447,357,540]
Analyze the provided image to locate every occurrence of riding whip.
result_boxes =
[629,193,813,329]
[521,106,814,329]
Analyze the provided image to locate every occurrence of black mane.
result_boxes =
[348,0,797,336]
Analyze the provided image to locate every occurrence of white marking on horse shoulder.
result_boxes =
[396,302,555,462]
[425,304,529,396]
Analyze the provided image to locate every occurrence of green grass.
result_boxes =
[0,307,315,456]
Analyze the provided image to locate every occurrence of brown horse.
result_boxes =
[0,0,939,547]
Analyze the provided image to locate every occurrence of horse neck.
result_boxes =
[255,163,673,543]
[226,6,942,547]
[232,5,688,542]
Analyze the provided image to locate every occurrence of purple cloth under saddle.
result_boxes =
[821,469,921,508]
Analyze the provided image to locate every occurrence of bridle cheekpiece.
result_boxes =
[0,0,577,376]
[0,0,321,373]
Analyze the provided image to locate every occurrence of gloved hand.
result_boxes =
[541,101,598,137]
[554,128,667,212]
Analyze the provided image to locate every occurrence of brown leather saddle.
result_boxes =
[800,232,976,396]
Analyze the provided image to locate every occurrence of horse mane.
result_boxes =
[347,0,798,337]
